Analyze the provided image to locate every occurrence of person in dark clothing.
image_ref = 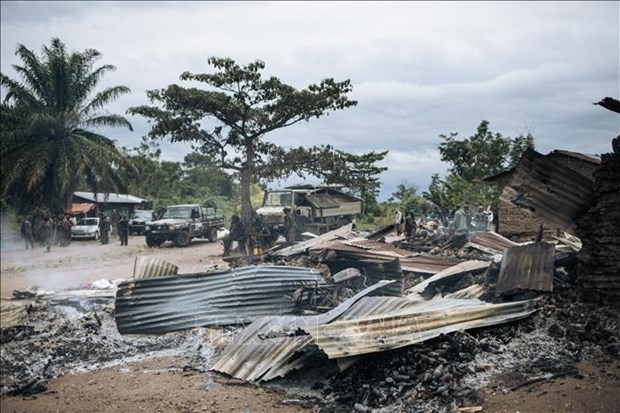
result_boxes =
[21,217,35,249]
[223,215,246,256]
[252,211,274,251]
[404,211,415,238]
[99,214,110,245]
[59,215,72,246]
[118,215,129,246]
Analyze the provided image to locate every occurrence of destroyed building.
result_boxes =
[483,148,600,237]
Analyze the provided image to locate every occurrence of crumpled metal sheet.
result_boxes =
[466,231,521,255]
[304,297,539,359]
[212,283,539,381]
[211,280,396,381]
[312,239,461,275]
[406,260,490,298]
[115,265,326,334]
[270,224,355,257]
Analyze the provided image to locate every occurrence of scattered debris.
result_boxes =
[132,255,179,279]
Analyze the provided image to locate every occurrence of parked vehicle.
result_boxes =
[256,185,363,236]
[128,210,154,235]
[71,217,102,240]
[144,203,225,247]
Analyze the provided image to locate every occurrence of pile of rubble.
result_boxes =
[1,224,618,412]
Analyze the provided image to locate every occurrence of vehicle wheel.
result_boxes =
[208,228,218,243]
[94,231,100,240]
[174,230,191,247]
[146,235,160,248]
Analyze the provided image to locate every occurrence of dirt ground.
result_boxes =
[1,235,619,412]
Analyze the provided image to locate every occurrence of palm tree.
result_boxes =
[1,38,133,213]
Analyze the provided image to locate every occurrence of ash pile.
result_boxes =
[2,225,618,413]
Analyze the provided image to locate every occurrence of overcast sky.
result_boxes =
[1,1,619,200]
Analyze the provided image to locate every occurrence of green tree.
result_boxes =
[389,183,433,218]
[437,120,535,207]
[1,38,133,213]
[128,57,359,227]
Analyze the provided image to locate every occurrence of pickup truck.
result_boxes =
[144,203,225,247]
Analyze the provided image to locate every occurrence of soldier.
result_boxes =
[404,211,415,238]
[99,214,110,245]
[223,215,246,256]
[118,215,129,246]
[252,211,274,251]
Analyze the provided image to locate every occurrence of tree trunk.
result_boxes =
[240,137,255,239]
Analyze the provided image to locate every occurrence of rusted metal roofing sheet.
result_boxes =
[467,232,521,255]
[499,149,595,232]
[304,298,539,359]
[115,266,326,334]
[406,260,490,298]
[212,285,539,381]
[211,280,396,381]
[270,224,355,257]
[496,242,555,296]
[311,239,461,275]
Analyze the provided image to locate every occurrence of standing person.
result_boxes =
[454,205,470,235]
[59,215,72,246]
[99,214,110,245]
[111,209,120,239]
[394,209,404,236]
[43,216,54,252]
[404,211,415,238]
[117,215,129,246]
[223,215,246,256]
[21,217,35,249]
[486,207,495,232]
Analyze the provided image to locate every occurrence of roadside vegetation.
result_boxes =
[1,38,535,228]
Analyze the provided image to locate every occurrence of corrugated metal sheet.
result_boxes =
[406,260,490,298]
[467,232,521,255]
[115,266,326,334]
[270,224,355,257]
[304,298,539,359]
[211,280,396,381]
[213,293,539,380]
[311,239,461,275]
[498,149,595,232]
[324,258,404,296]
[496,242,555,296]
[133,256,179,279]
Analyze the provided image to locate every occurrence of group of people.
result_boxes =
[395,204,496,238]
[20,212,76,252]
[98,212,129,246]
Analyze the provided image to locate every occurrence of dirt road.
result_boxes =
[1,235,227,298]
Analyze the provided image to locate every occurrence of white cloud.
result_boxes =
[1,1,618,201]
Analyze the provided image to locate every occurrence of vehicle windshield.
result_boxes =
[78,218,98,226]
[133,210,153,219]
[264,191,293,207]
[162,206,192,219]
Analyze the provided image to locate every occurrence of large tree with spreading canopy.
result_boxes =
[129,57,385,226]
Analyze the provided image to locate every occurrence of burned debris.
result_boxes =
[2,209,618,412]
